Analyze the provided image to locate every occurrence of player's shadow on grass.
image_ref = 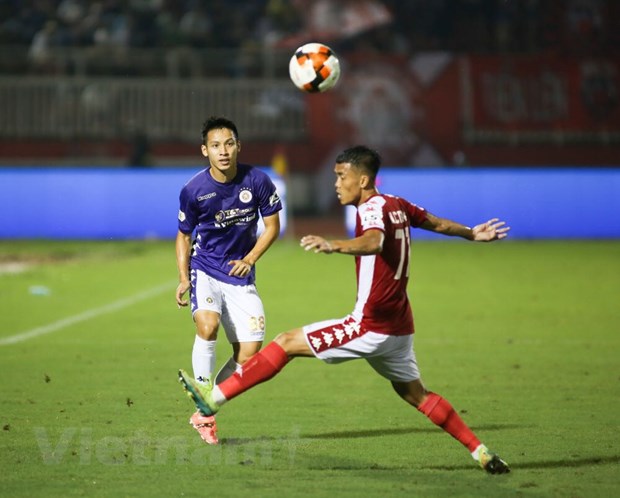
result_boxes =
[515,454,620,470]
[425,454,620,472]
[221,424,521,445]
[220,429,427,446]
[303,423,521,440]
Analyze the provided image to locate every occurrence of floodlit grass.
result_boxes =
[0,239,619,497]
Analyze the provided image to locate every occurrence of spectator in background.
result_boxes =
[155,4,184,47]
[127,128,152,167]
[3,0,617,78]
[74,2,103,45]
[56,0,85,27]
[257,0,303,47]
[564,0,607,54]
[28,19,60,73]
[2,2,51,45]
[493,0,518,52]
[92,9,129,48]
[178,2,212,47]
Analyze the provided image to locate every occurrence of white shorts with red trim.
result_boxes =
[302,315,420,382]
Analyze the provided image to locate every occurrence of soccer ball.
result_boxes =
[288,43,341,93]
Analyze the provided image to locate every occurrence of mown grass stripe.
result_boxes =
[0,281,175,346]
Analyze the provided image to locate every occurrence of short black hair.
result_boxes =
[201,116,239,144]
[335,145,381,179]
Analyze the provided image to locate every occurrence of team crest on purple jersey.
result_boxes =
[238,188,253,203]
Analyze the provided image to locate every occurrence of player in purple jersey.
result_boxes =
[179,145,511,473]
[175,116,282,444]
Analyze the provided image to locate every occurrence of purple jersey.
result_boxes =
[178,163,282,285]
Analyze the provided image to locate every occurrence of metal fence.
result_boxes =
[0,76,307,141]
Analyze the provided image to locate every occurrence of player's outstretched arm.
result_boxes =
[300,229,384,255]
[471,218,510,242]
[420,213,510,242]
[300,235,334,253]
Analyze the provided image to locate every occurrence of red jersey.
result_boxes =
[351,194,427,335]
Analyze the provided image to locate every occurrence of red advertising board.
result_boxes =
[307,53,620,167]
[463,55,620,142]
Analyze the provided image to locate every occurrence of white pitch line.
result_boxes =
[0,281,176,346]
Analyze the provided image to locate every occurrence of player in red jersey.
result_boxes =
[179,145,511,474]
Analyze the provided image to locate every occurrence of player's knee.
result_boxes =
[194,315,219,340]
[273,328,310,357]
[392,380,428,407]
[273,332,290,348]
[196,329,217,341]
[273,331,298,354]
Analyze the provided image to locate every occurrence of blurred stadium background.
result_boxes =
[2,6,619,496]
[0,0,619,228]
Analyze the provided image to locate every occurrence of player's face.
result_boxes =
[201,128,240,178]
[334,162,362,206]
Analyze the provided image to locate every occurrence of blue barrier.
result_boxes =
[0,167,287,239]
[344,168,620,239]
[0,167,618,239]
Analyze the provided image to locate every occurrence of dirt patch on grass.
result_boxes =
[0,261,32,274]
[0,253,74,274]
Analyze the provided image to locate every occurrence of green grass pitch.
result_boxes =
[0,238,619,497]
